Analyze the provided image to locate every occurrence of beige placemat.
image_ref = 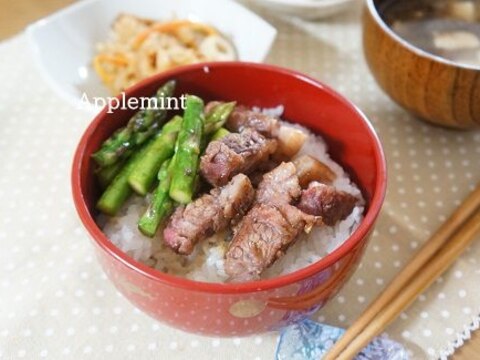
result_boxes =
[1,3,480,359]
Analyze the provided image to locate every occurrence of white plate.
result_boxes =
[26,0,276,112]
[253,0,356,20]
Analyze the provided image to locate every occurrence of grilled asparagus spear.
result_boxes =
[204,101,236,134]
[96,142,152,215]
[138,159,175,237]
[92,80,176,167]
[96,160,125,189]
[169,95,205,204]
[210,127,230,141]
[128,115,182,196]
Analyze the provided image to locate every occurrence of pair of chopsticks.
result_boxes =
[324,183,480,360]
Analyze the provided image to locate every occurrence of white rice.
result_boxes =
[99,116,364,283]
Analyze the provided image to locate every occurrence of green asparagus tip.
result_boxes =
[161,80,176,93]
[204,101,236,134]
[96,161,125,189]
[91,152,113,168]
[211,128,230,141]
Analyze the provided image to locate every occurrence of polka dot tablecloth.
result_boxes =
[1,2,480,359]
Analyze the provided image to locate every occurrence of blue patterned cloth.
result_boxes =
[276,319,409,360]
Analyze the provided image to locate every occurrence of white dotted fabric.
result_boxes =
[1,3,480,359]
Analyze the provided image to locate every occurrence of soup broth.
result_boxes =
[381,0,480,67]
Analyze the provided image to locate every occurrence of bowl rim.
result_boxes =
[72,61,387,294]
[365,0,480,71]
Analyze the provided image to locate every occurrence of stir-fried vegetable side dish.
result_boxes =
[93,15,237,94]
[94,80,362,282]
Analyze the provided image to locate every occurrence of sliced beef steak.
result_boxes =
[226,106,280,138]
[226,107,307,157]
[255,162,302,206]
[297,182,358,226]
[200,129,277,187]
[163,174,255,255]
[225,162,322,282]
[224,203,316,282]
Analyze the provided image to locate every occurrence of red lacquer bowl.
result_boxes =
[72,62,387,336]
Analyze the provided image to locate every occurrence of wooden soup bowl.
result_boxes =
[363,0,480,129]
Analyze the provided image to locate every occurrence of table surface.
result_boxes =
[1,0,478,358]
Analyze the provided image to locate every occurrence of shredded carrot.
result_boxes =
[132,20,218,49]
[93,56,112,84]
[96,54,129,66]
[190,22,218,36]
[93,54,129,84]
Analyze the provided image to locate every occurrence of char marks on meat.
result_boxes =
[163,174,255,255]
[224,203,316,282]
[200,129,277,186]
[255,162,302,206]
[226,106,280,138]
[297,182,358,226]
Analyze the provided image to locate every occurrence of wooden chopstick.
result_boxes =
[324,183,480,360]
[334,209,480,360]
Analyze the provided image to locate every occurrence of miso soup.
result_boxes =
[380,0,480,67]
